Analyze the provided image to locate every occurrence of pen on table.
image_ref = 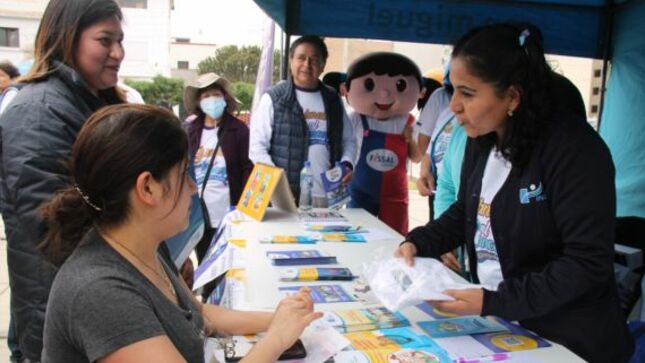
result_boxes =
[456,353,510,363]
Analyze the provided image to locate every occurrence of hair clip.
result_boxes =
[518,29,531,47]
[74,184,102,212]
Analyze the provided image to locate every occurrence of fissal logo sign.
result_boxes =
[366,149,398,172]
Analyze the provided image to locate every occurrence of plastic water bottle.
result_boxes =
[299,161,313,211]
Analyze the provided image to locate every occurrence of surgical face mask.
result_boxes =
[200,96,227,119]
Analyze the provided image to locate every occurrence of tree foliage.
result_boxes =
[231,82,255,111]
[124,75,184,107]
[197,45,283,84]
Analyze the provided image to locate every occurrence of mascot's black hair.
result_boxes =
[345,52,422,91]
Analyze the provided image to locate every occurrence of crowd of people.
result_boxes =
[0,0,637,362]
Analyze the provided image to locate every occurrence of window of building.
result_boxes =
[116,0,147,9]
[594,69,601,78]
[591,105,599,113]
[177,61,189,70]
[593,87,600,96]
[0,27,19,48]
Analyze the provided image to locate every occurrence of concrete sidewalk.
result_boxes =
[0,170,433,362]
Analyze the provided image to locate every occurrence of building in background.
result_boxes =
[0,0,174,81]
[0,0,45,68]
[169,37,218,84]
[117,0,173,80]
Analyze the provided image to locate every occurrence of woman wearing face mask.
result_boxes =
[183,73,254,263]
[0,0,125,360]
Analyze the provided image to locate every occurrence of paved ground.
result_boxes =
[0,163,431,362]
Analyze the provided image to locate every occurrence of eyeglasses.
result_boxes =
[293,54,323,67]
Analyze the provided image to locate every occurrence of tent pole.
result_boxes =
[281,34,291,81]
[597,0,615,131]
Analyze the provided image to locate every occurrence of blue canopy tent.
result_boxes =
[253,0,645,221]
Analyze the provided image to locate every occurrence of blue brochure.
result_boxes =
[280,284,355,303]
[418,316,508,338]
[266,250,337,266]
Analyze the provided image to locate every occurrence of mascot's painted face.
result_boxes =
[346,72,421,120]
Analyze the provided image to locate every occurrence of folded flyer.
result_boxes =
[298,210,347,222]
[322,307,410,333]
[418,316,508,338]
[259,234,318,244]
[306,224,363,233]
[321,163,351,209]
[279,284,355,303]
[279,267,355,281]
[320,232,367,243]
[471,317,551,353]
[266,250,337,266]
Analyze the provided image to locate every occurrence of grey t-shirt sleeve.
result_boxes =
[68,277,166,362]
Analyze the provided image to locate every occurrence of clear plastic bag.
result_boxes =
[363,255,478,311]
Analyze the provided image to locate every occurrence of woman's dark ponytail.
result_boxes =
[40,187,98,266]
[39,104,188,267]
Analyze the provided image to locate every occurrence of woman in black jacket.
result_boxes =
[0,0,125,360]
[396,23,633,362]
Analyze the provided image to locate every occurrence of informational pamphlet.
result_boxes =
[279,284,355,303]
[416,302,460,320]
[334,327,452,363]
[237,163,297,221]
[418,316,508,338]
[266,250,337,266]
[322,307,410,333]
[320,232,367,243]
[279,267,355,281]
[259,234,318,244]
[298,210,348,222]
[471,317,551,353]
[305,224,362,233]
[321,163,351,209]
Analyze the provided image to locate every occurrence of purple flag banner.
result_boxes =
[251,18,275,113]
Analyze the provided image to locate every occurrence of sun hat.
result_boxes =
[183,72,241,114]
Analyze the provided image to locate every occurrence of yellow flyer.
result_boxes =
[236,163,296,221]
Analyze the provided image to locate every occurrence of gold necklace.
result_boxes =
[103,232,177,297]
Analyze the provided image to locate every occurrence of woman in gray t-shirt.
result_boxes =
[40,104,321,363]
